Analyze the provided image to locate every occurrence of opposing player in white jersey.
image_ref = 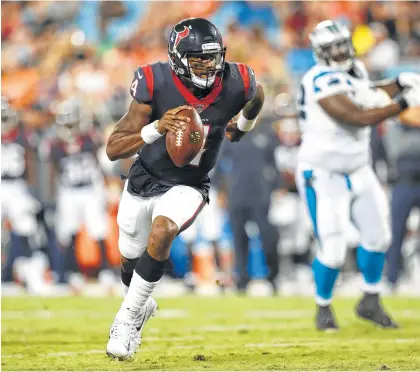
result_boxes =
[296,21,420,331]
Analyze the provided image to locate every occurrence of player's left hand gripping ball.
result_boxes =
[225,119,246,143]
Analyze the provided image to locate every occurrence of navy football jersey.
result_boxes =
[47,135,101,188]
[1,128,28,181]
[127,62,257,199]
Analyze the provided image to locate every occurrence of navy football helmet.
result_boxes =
[168,18,226,90]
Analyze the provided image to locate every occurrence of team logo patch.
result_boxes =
[173,26,190,49]
[189,131,201,144]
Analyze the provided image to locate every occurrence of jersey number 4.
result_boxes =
[189,124,211,166]
[130,79,138,97]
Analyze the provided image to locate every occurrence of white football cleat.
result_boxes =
[130,297,158,351]
[106,297,157,360]
[106,318,135,360]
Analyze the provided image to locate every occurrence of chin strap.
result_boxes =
[191,74,215,90]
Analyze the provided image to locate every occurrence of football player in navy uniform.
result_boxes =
[105,18,264,359]
[43,99,113,292]
[1,97,49,293]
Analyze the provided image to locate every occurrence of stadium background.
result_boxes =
[2,0,420,296]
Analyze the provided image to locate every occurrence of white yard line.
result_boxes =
[196,322,311,332]
[3,338,418,359]
[155,309,189,318]
[3,308,420,320]
[1,350,104,358]
[245,339,420,347]
[146,335,205,341]
[1,309,189,319]
[245,310,313,319]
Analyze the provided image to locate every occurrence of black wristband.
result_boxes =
[397,97,409,110]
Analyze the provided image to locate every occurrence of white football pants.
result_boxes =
[295,163,391,268]
[117,181,206,259]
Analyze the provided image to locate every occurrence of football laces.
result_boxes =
[175,129,183,147]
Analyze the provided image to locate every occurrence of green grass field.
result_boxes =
[2,295,420,371]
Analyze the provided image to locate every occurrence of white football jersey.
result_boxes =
[297,60,391,173]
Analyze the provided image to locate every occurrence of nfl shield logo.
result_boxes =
[194,104,205,113]
[189,131,201,144]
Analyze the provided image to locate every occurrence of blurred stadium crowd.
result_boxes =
[2,1,420,296]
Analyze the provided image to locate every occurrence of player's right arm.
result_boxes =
[106,101,191,161]
[106,66,191,161]
[319,95,406,127]
[106,100,152,161]
[314,72,420,127]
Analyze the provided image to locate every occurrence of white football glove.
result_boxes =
[401,86,420,107]
[397,72,420,89]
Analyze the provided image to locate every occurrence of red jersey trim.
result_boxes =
[179,199,206,233]
[236,63,250,98]
[171,72,223,113]
[143,65,154,101]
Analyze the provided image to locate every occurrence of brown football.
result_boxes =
[166,107,204,167]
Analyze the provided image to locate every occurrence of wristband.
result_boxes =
[396,97,409,111]
[237,112,258,132]
[141,120,164,144]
